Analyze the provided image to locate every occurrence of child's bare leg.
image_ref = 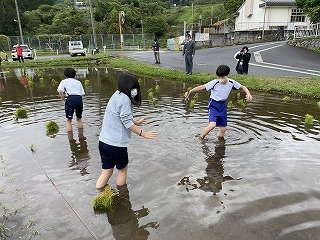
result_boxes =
[116,166,128,186]
[66,119,72,132]
[76,118,83,129]
[96,168,114,190]
[217,127,227,138]
[200,122,216,139]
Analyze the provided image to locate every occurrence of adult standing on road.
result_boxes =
[15,44,24,63]
[182,33,195,75]
[234,46,251,74]
[152,38,160,64]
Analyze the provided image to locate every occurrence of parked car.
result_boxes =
[68,41,86,57]
[11,45,34,61]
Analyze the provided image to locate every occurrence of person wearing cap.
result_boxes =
[15,44,24,63]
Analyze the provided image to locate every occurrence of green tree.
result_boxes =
[0,0,54,36]
[224,0,243,14]
[144,16,169,37]
[295,0,320,23]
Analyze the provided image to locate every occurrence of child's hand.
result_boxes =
[142,130,157,139]
[246,94,252,101]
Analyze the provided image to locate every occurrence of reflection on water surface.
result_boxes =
[0,67,319,239]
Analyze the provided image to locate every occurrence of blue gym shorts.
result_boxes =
[208,99,227,127]
[98,141,128,170]
[65,95,83,119]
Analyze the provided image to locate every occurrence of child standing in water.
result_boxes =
[184,65,252,139]
[57,68,85,132]
[96,72,157,189]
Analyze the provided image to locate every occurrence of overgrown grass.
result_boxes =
[1,55,107,68]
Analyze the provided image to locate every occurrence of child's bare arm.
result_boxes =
[240,86,252,101]
[133,117,147,126]
[129,124,157,139]
[58,91,65,102]
[184,85,206,100]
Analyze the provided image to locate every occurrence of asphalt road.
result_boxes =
[125,41,320,77]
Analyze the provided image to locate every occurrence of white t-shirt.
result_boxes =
[204,78,241,101]
[57,78,85,96]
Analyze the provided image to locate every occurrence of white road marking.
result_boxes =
[250,62,320,76]
[252,43,320,76]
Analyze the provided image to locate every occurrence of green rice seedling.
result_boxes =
[92,186,115,212]
[147,88,153,93]
[28,78,34,89]
[227,100,234,109]
[51,78,58,86]
[148,90,154,99]
[190,99,196,109]
[317,101,320,108]
[283,96,291,102]
[84,79,91,89]
[0,97,2,104]
[138,78,142,84]
[237,99,247,108]
[45,121,59,135]
[186,87,192,93]
[30,144,36,153]
[15,107,28,119]
[155,84,160,92]
[39,77,45,88]
[304,114,314,126]
[193,93,198,100]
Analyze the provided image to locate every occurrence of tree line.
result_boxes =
[0,0,318,39]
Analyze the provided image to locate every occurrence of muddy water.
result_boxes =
[0,67,319,240]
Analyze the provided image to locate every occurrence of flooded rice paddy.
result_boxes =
[0,67,320,239]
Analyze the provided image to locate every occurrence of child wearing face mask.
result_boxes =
[96,72,157,190]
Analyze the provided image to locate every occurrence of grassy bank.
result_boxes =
[108,57,320,99]
[0,55,107,68]
[2,54,320,98]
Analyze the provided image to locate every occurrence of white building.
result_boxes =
[235,0,311,32]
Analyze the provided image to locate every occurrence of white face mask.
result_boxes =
[131,88,138,98]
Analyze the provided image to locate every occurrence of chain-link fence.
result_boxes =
[3,33,155,52]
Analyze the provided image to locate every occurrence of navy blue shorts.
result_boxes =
[98,141,128,170]
[208,99,227,127]
[65,95,83,119]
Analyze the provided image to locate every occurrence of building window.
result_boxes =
[291,9,306,22]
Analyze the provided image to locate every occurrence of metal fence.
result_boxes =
[293,23,320,39]
[3,33,155,52]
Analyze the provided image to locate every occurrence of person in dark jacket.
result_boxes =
[234,46,251,74]
[182,33,195,75]
[152,38,160,64]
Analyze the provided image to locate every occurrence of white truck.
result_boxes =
[68,41,86,57]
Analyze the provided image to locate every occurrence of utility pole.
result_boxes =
[14,0,24,44]
[88,0,97,49]
[210,6,213,26]
[141,19,145,50]
[191,2,194,29]
[119,11,125,57]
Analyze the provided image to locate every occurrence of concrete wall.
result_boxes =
[288,37,320,51]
